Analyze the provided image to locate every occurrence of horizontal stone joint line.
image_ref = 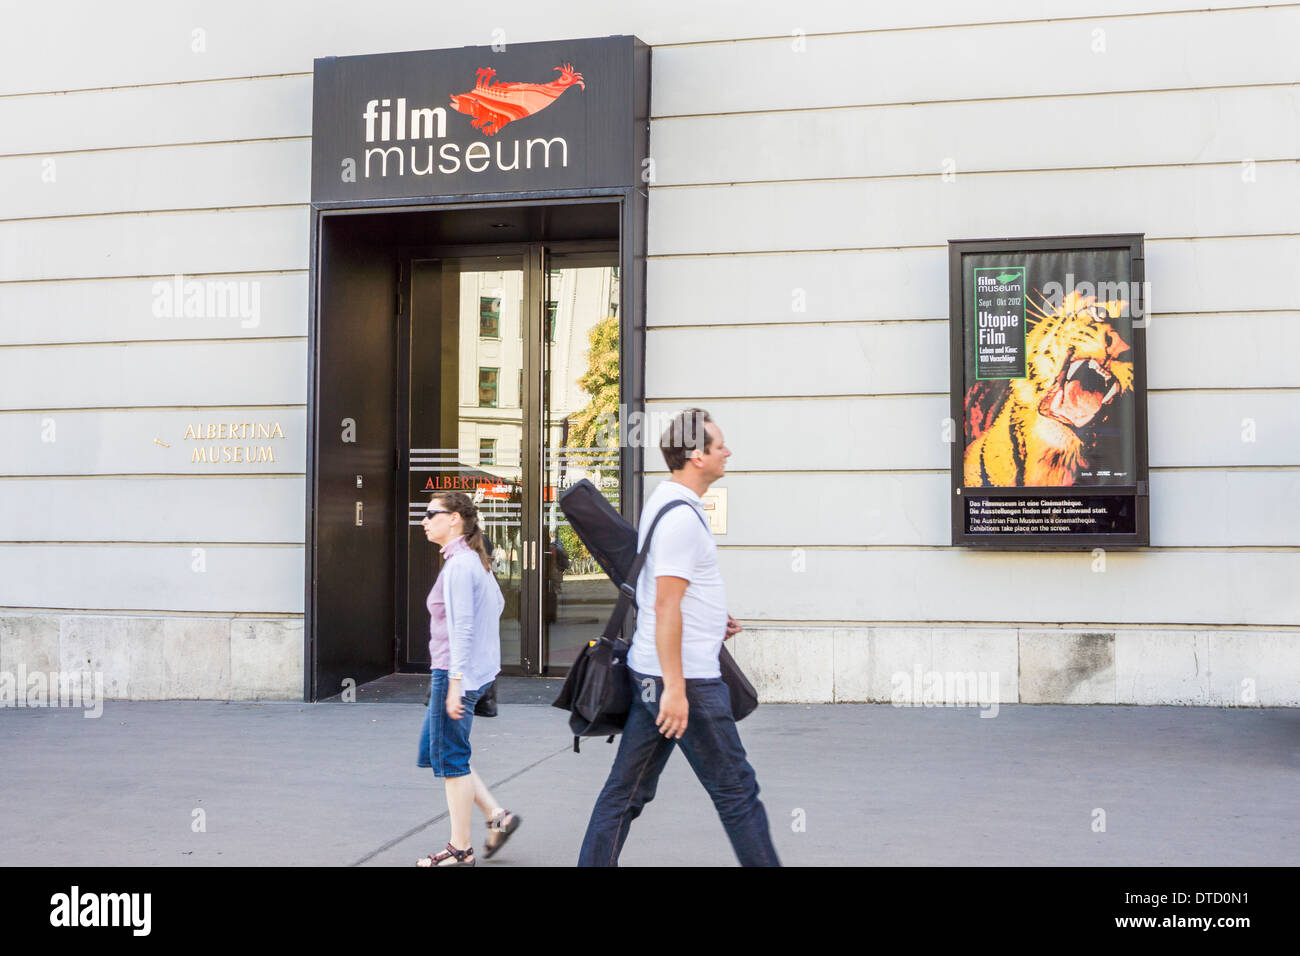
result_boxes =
[649,158,1300,191]
[0,201,308,227]
[0,474,309,481]
[650,80,1300,121]
[0,606,304,618]
[0,70,313,101]
[0,135,312,162]
[0,337,308,351]
[646,465,1300,475]
[648,234,1300,259]
[645,385,1300,402]
[711,544,1300,552]
[0,269,307,286]
[651,4,1294,50]
[5,16,1293,100]
[732,620,1300,630]
[0,403,307,414]
[0,541,304,547]
[647,312,1300,332]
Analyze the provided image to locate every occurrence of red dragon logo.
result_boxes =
[448,62,585,136]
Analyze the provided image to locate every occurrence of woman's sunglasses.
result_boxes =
[424,509,453,520]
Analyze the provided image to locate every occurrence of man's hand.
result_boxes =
[725,614,743,640]
[446,679,465,720]
[655,682,689,739]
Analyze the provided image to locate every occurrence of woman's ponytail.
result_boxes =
[433,492,492,572]
[463,520,492,573]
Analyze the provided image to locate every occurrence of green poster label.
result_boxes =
[972,266,1027,380]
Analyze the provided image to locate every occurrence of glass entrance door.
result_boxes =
[404,255,527,672]
[401,245,621,675]
[540,252,622,670]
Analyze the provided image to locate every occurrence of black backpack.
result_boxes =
[552,480,757,752]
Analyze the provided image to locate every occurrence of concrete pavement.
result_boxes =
[3,679,1298,866]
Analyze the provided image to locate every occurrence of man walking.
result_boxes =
[578,408,780,866]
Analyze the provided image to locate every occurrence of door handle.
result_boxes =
[531,539,537,571]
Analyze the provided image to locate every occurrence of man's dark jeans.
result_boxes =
[577,668,780,867]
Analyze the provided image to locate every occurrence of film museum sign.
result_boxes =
[311,36,646,203]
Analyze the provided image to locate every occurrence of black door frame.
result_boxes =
[305,190,646,699]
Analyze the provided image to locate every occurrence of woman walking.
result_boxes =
[416,491,521,866]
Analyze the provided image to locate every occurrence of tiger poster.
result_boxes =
[959,248,1138,489]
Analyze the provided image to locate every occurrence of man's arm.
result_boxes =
[653,575,690,739]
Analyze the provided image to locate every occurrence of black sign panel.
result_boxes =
[965,496,1136,536]
[949,235,1150,548]
[311,36,646,203]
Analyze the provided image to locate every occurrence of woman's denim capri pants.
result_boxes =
[417,669,490,778]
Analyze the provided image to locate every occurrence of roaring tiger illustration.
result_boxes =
[963,290,1134,487]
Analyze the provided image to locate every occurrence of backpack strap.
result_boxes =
[596,498,697,644]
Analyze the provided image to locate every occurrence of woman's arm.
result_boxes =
[443,557,477,717]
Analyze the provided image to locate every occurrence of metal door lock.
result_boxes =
[355,501,363,526]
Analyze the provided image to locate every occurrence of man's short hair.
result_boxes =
[660,407,713,472]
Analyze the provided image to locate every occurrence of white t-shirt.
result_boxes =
[627,479,727,679]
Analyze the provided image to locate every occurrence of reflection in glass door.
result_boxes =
[541,253,622,670]
[404,256,525,672]
[401,246,622,675]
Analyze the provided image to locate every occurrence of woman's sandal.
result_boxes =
[416,843,475,867]
[483,809,521,860]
